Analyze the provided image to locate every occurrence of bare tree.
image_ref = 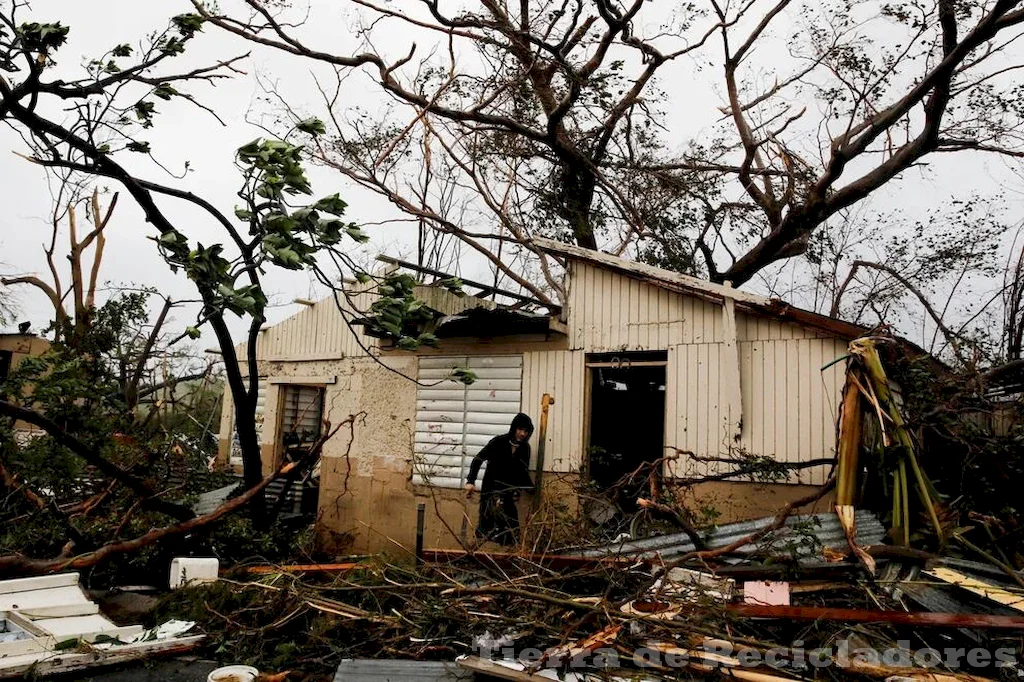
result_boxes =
[192,0,1024,294]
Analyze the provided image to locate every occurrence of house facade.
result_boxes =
[218,241,862,554]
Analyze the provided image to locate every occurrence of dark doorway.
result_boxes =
[586,352,667,494]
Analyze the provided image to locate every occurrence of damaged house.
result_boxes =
[217,239,872,554]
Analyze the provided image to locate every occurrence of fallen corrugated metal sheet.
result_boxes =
[581,510,885,562]
[193,483,238,516]
[333,659,473,682]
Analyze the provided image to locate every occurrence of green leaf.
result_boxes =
[237,139,263,158]
[355,272,371,284]
[111,43,133,57]
[152,83,179,100]
[234,208,253,221]
[17,22,70,53]
[346,226,369,243]
[160,37,186,56]
[172,13,205,37]
[126,141,151,153]
[313,194,347,216]
[296,117,327,136]
[397,337,419,350]
[451,367,477,386]
[185,326,201,340]
[53,638,79,651]
[134,100,156,128]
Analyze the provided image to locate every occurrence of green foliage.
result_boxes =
[450,367,477,385]
[134,100,156,128]
[16,22,69,54]
[362,272,445,350]
[296,117,327,136]
[0,290,229,581]
[171,13,205,38]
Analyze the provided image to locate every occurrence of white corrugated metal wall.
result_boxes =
[414,356,524,488]
[525,261,850,485]
[250,287,377,362]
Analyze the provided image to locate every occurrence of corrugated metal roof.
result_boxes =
[333,659,473,682]
[581,510,885,562]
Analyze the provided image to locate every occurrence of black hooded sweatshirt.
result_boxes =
[466,413,535,493]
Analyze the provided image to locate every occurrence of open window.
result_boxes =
[586,351,667,496]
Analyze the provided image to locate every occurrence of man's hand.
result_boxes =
[465,483,476,497]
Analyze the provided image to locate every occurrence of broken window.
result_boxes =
[414,355,523,488]
[280,384,325,453]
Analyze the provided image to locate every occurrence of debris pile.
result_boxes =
[0,572,200,678]
[152,529,1024,682]
[155,336,1024,681]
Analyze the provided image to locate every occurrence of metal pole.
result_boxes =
[532,394,554,513]
[415,503,426,568]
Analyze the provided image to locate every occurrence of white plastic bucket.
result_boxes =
[207,665,259,682]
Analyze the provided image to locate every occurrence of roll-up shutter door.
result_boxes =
[414,355,523,488]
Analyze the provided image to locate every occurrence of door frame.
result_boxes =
[582,351,669,485]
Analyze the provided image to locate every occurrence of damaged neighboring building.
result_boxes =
[0,330,50,438]
[217,239,871,554]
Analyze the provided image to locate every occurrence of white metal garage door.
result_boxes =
[414,356,523,488]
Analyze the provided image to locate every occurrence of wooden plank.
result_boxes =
[0,574,79,596]
[242,563,359,575]
[789,340,804,464]
[0,635,205,678]
[773,341,788,459]
[268,375,338,385]
[455,657,540,682]
[925,567,1024,613]
[721,298,742,441]
[13,603,99,619]
[0,585,90,612]
[726,603,1024,628]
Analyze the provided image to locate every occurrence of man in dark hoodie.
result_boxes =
[464,412,534,546]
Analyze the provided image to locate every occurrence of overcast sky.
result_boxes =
[1,1,1020,352]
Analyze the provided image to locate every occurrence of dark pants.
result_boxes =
[477,490,519,546]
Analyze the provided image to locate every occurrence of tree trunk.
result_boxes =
[559,163,599,250]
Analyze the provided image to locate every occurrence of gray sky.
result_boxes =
[1,1,1020,355]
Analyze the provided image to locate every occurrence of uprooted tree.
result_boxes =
[190,0,1024,300]
[0,5,448,574]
